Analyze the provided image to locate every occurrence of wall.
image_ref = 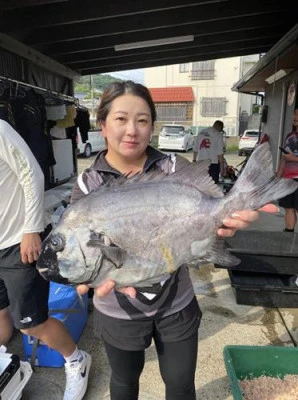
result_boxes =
[145,55,259,137]
[238,55,261,119]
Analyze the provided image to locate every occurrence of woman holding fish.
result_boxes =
[70,81,279,400]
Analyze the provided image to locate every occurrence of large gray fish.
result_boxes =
[37,142,298,288]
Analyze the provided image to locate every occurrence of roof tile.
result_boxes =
[149,87,194,103]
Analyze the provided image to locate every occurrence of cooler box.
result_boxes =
[0,351,32,400]
[22,282,88,367]
[220,230,298,275]
[228,269,298,308]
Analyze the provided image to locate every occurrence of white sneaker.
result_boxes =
[63,350,91,400]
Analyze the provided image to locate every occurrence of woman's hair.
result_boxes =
[96,80,156,124]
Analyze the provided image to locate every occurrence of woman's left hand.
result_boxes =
[217,203,278,237]
[76,280,137,299]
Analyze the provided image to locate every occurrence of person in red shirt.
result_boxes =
[192,120,225,183]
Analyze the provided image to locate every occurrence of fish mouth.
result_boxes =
[37,245,70,285]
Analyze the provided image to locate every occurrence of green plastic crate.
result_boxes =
[223,345,298,400]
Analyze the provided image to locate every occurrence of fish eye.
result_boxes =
[50,235,64,252]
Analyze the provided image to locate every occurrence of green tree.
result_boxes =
[74,74,122,96]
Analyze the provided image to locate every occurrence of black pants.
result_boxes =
[278,184,298,210]
[208,163,220,183]
[103,332,198,400]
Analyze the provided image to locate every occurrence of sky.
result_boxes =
[105,69,144,84]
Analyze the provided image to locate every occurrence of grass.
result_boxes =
[226,144,239,153]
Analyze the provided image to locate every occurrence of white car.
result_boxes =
[76,128,106,157]
[238,129,260,156]
[158,124,194,152]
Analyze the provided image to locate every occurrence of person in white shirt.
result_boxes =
[0,119,91,400]
[193,120,225,183]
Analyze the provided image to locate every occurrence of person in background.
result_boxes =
[192,120,225,183]
[0,119,91,400]
[72,80,278,400]
[277,107,298,232]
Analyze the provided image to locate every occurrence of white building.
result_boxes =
[144,55,261,136]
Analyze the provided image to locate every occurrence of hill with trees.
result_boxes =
[74,74,122,96]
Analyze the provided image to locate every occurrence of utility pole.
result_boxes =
[90,75,94,117]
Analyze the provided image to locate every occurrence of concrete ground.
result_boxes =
[6,152,298,400]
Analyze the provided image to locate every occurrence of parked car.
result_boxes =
[238,129,260,156]
[76,128,106,157]
[158,124,194,151]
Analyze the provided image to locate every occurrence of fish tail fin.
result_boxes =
[227,142,298,210]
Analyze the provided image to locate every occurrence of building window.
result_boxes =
[179,63,189,73]
[156,103,187,122]
[201,97,226,117]
[190,60,215,80]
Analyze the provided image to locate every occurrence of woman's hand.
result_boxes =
[76,281,137,298]
[217,204,278,237]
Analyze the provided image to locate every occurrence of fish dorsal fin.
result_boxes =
[105,169,167,186]
[102,161,224,199]
[162,161,224,198]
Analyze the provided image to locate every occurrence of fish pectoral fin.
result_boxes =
[87,239,105,247]
[88,231,112,246]
[86,237,126,269]
[102,246,126,269]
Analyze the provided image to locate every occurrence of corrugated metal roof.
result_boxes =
[0,2,296,76]
[149,87,194,103]
[232,24,298,94]
[0,2,296,77]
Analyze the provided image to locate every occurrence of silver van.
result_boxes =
[158,124,194,151]
[76,128,106,158]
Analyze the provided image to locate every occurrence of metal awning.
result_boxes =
[0,1,296,77]
[232,24,298,94]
